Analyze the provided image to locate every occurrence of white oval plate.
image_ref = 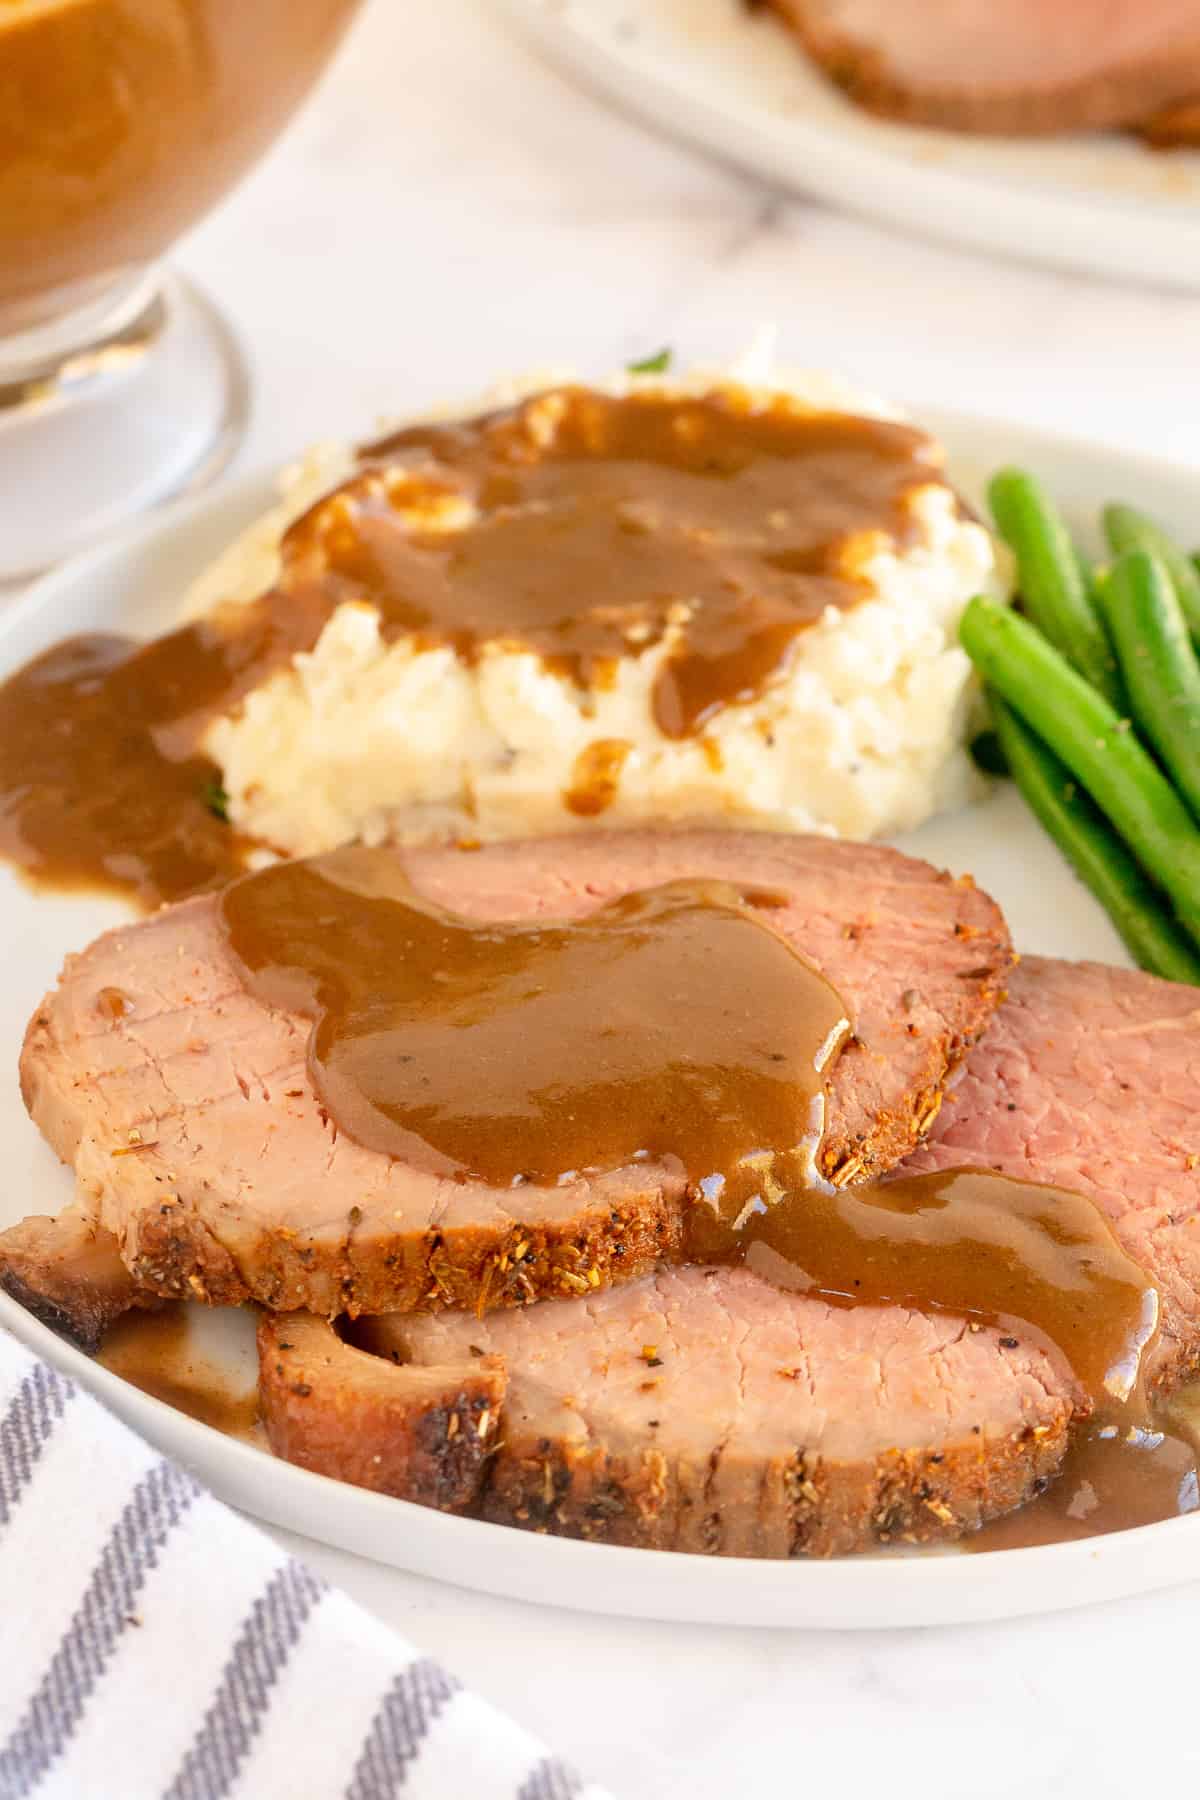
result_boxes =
[3,410,1200,1630]
[497,0,1200,291]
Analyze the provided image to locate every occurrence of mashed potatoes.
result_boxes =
[189,362,1003,855]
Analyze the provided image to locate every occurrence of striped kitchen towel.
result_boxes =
[0,1332,611,1800]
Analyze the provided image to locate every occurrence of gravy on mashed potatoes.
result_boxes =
[0,373,1001,906]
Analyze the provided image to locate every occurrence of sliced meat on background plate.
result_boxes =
[257,953,1200,1554]
[772,0,1200,136]
[13,832,1009,1320]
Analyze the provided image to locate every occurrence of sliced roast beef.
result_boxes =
[18,832,1009,1319]
[260,1282,1079,1556]
[773,0,1200,136]
[910,954,1200,1391]
[257,952,1200,1554]
[260,1312,506,1513]
[0,1207,160,1353]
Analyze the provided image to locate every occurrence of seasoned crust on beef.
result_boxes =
[19,832,1011,1318]
[772,0,1200,137]
[258,1312,505,1512]
[477,1410,1071,1557]
[97,1163,686,1319]
[0,1209,161,1353]
[261,1277,1080,1557]
[398,1277,1081,1556]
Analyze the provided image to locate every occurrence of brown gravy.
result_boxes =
[219,852,852,1215]
[218,845,1197,1541]
[709,1166,1197,1542]
[689,1167,1158,1407]
[0,388,944,907]
[0,389,944,906]
[98,1306,259,1439]
[0,630,254,909]
[564,738,631,816]
[338,389,943,737]
[0,0,359,332]
[972,1423,1199,1550]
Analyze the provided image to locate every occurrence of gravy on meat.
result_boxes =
[217,844,1198,1541]
[699,1165,1194,1547]
[219,853,853,1217]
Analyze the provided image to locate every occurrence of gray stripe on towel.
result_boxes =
[344,1658,460,1800]
[162,1557,326,1800]
[0,1456,199,1798]
[518,1757,586,1800]
[0,1361,71,1532]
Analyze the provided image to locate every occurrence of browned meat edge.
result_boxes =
[259,1313,506,1513]
[258,1308,1077,1557]
[0,1207,161,1353]
[771,1,1200,137]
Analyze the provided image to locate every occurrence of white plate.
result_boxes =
[497,0,1200,290]
[3,412,1200,1631]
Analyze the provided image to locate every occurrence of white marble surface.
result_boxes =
[39,1,1200,1793]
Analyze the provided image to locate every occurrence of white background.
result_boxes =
[34,2,1200,1793]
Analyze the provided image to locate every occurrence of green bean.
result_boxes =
[987,469,1122,707]
[990,696,1200,985]
[1105,549,1200,822]
[1103,504,1200,643]
[1075,546,1101,607]
[959,596,1200,950]
[1088,567,1112,647]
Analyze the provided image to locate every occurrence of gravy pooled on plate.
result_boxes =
[98,1306,259,1440]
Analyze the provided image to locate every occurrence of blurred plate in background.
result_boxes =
[496,0,1200,290]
